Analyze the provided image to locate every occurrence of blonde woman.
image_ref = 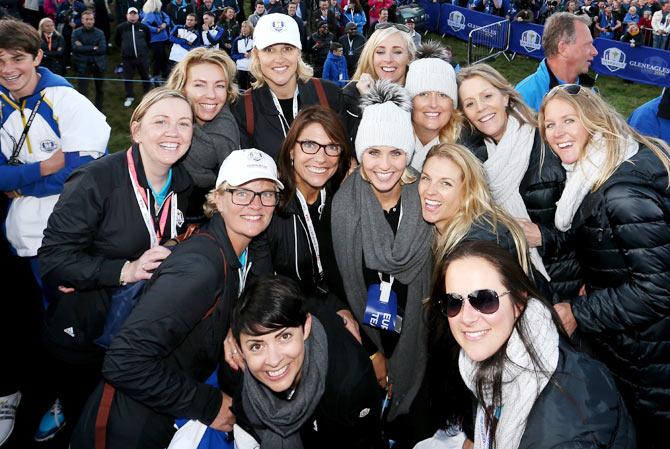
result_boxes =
[457,63,578,299]
[232,13,341,160]
[404,41,462,171]
[539,84,670,449]
[342,25,416,144]
[166,47,239,222]
[142,0,172,82]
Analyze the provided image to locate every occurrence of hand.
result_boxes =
[553,302,577,336]
[58,286,76,294]
[225,43,232,48]
[202,24,208,30]
[336,309,362,344]
[4,190,20,199]
[224,328,246,371]
[516,218,542,248]
[122,246,172,284]
[40,150,65,176]
[74,40,82,46]
[209,393,235,432]
[356,73,374,95]
[370,352,388,389]
[160,23,167,30]
[463,439,474,449]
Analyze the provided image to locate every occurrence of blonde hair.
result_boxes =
[129,88,193,141]
[426,143,531,275]
[38,17,55,35]
[249,47,314,89]
[241,20,254,36]
[143,0,162,14]
[203,183,228,218]
[457,63,536,129]
[165,47,239,103]
[538,86,670,191]
[352,27,416,83]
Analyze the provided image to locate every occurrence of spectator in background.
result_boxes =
[374,7,390,31]
[116,7,151,108]
[92,0,112,43]
[323,42,348,86]
[342,0,366,35]
[406,18,422,47]
[620,21,645,44]
[623,5,640,29]
[628,89,670,143]
[231,20,253,89]
[312,0,338,35]
[596,6,622,39]
[308,20,334,77]
[516,13,597,112]
[72,10,107,110]
[286,1,307,49]
[56,0,86,68]
[169,13,201,65]
[639,9,653,45]
[248,0,266,27]
[267,0,284,14]
[651,0,670,49]
[339,21,366,78]
[329,0,344,35]
[166,0,195,26]
[201,11,225,49]
[142,0,172,85]
[563,0,578,14]
[197,0,223,25]
[368,0,393,28]
[218,6,240,53]
[38,17,66,75]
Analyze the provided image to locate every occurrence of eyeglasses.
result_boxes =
[297,140,342,156]
[375,22,410,33]
[547,84,582,98]
[225,188,280,206]
[437,289,510,318]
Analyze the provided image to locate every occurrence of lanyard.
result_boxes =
[295,188,326,278]
[126,149,178,248]
[270,86,299,138]
[238,249,252,297]
[9,93,45,164]
[375,201,403,295]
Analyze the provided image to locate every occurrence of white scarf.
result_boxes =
[555,133,639,232]
[410,134,440,172]
[459,298,560,449]
[484,115,549,280]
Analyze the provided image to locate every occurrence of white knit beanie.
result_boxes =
[355,80,414,162]
[405,58,458,107]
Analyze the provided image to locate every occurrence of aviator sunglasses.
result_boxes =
[437,289,510,318]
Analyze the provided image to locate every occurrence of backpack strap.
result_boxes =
[243,88,254,136]
[311,77,330,109]
[94,383,116,449]
[194,231,228,321]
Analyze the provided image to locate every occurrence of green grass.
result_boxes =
[84,32,661,153]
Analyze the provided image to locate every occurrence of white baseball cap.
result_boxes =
[216,149,284,190]
[253,13,302,50]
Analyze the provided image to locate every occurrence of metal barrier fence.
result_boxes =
[467,19,511,65]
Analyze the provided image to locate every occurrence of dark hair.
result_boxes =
[277,105,352,209]
[427,241,566,447]
[255,0,264,5]
[0,19,40,57]
[186,12,197,20]
[81,8,95,17]
[232,275,308,341]
[330,42,343,52]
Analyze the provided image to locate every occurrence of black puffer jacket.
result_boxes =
[518,339,636,448]
[465,129,581,299]
[233,78,343,160]
[71,26,107,73]
[544,145,670,426]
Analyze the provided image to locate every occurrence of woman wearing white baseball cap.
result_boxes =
[233,13,343,160]
[71,149,282,449]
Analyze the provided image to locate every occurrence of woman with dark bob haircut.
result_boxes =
[222,274,382,449]
[425,241,635,449]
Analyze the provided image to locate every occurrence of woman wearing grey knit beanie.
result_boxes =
[330,80,434,447]
[405,41,463,171]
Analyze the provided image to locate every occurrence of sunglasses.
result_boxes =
[437,289,510,318]
[547,83,582,98]
[375,22,410,33]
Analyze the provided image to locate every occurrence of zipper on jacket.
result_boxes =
[132,23,138,58]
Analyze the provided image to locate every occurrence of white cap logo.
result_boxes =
[248,149,263,161]
[272,18,285,32]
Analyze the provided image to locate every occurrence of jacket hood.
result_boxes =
[326,52,344,61]
[36,66,73,90]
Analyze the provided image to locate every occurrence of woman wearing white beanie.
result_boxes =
[404,41,462,171]
[328,80,434,447]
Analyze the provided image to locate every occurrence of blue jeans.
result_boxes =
[653,34,668,50]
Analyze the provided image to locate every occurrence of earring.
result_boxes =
[291,159,294,166]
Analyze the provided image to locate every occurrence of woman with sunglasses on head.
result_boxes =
[165,47,240,224]
[427,240,635,449]
[404,41,462,171]
[330,80,433,447]
[457,63,579,300]
[233,13,342,160]
[342,25,416,147]
[224,106,358,371]
[69,149,282,449]
[539,84,670,449]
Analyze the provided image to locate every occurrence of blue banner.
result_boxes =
[508,21,545,60]
[438,4,506,45]
[592,38,670,88]
[422,0,442,33]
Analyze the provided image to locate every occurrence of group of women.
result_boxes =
[35,11,669,449]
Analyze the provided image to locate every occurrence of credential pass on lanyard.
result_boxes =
[295,188,326,277]
[270,86,299,138]
[126,149,178,248]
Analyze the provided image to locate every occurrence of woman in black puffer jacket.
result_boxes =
[457,64,581,301]
[539,84,670,449]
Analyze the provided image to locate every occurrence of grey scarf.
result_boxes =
[331,168,433,420]
[182,103,240,188]
[241,317,328,449]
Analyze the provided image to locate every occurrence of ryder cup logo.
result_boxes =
[248,149,263,161]
[272,18,285,32]
[601,47,627,72]
[448,11,466,32]
[520,30,542,53]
